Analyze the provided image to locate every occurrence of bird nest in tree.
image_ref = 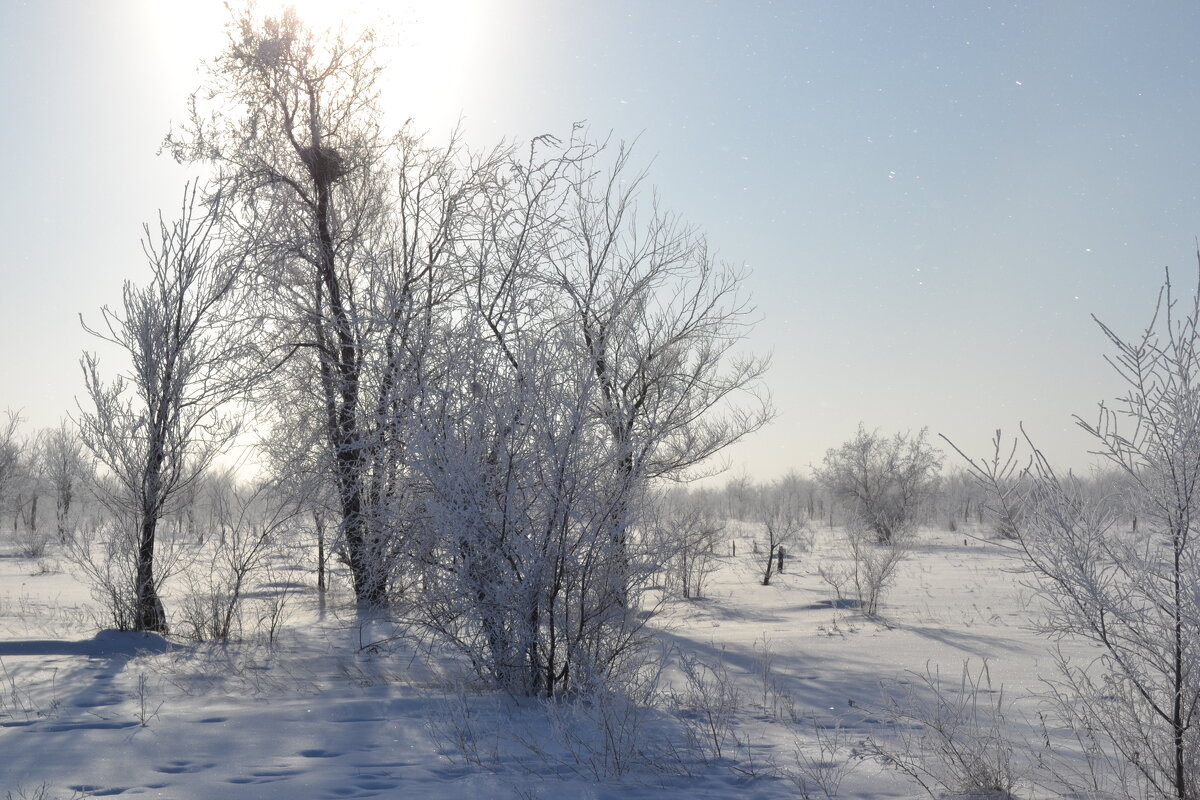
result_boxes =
[256,37,291,66]
[299,145,346,184]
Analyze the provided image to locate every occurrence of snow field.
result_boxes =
[0,522,1098,799]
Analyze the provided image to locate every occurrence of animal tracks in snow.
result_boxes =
[299,747,343,758]
[153,759,217,774]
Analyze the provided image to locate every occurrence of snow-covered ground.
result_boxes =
[0,523,1097,799]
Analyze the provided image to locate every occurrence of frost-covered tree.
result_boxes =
[409,132,771,696]
[757,477,808,586]
[164,9,771,684]
[0,412,44,551]
[953,268,1200,800]
[548,134,773,485]
[0,412,21,519]
[167,8,502,607]
[542,131,772,612]
[78,186,243,633]
[816,425,942,543]
[38,420,89,542]
[646,487,724,600]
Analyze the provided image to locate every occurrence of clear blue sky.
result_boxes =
[3,0,1199,480]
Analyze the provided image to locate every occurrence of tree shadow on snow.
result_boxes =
[0,630,175,660]
[891,623,1025,659]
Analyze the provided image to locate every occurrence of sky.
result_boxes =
[2,0,1200,482]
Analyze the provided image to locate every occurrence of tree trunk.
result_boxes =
[135,428,169,633]
[135,514,168,633]
[1173,529,1186,800]
[314,510,326,593]
[56,483,72,542]
[762,545,774,586]
[311,157,383,608]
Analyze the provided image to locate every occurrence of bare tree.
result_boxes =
[38,420,89,542]
[0,412,50,557]
[935,467,991,532]
[647,488,724,599]
[14,429,43,535]
[548,133,774,485]
[530,131,773,612]
[721,471,757,522]
[78,185,244,633]
[950,267,1200,800]
[816,425,942,543]
[167,9,501,607]
[758,479,807,586]
[0,412,21,520]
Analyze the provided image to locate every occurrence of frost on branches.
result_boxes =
[158,8,771,694]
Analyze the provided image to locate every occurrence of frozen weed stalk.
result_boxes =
[136,671,163,727]
[753,634,797,722]
[787,720,862,800]
[669,648,741,763]
[863,660,1020,798]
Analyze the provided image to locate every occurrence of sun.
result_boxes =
[149,0,494,139]
[263,0,495,131]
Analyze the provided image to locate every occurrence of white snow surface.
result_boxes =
[0,524,1096,799]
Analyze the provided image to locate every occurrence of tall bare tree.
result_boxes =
[79,185,243,633]
[167,9,501,606]
[539,132,773,608]
[549,133,773,482]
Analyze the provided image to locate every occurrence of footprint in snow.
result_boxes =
[43,720,138,732]
[69,787,127,797]
[154,759,216,774]
[73,693,124,708]
[227,767,303,784]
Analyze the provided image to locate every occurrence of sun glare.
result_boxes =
[150,0,493,135]
[272,0,359,35]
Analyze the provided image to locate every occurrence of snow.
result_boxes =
[0,524,1095,799]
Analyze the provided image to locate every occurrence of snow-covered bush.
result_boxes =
[176,481,299,642]
[413,330,658,698]
[845,527,908,617]
[11,525,50,560]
